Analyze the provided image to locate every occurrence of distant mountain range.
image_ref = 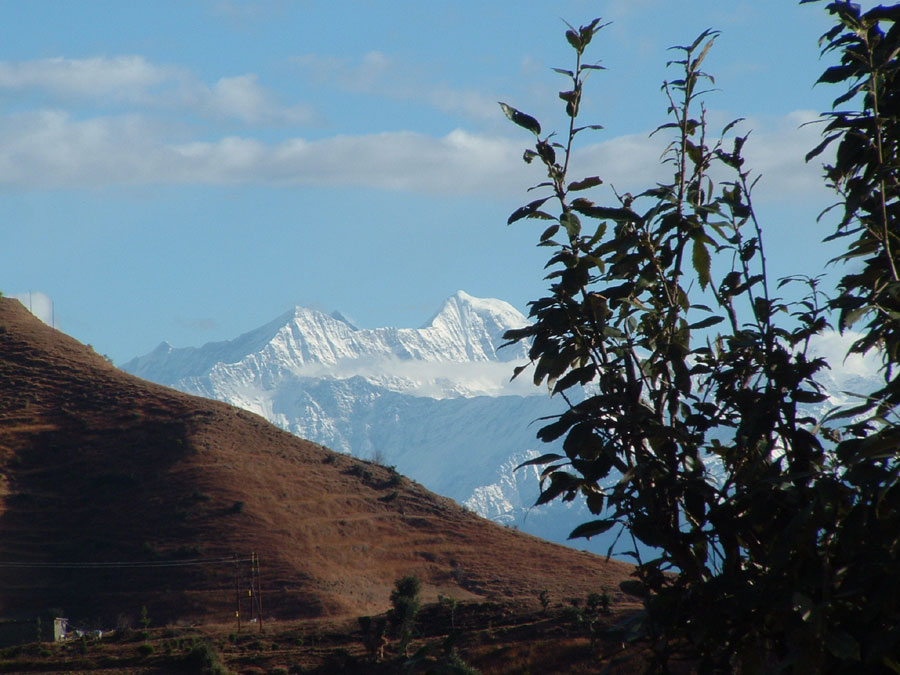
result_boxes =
[123,291,886,559]
[124,291,611,553]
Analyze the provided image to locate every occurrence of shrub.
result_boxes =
[139,605,151,630]
[183,641,228,675]
[388,575,421,656]
[538,590,550,615]
[358,615,387,662]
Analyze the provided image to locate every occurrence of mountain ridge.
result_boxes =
[0,296,635,624]
[121,292,609,552]
[126,291,530,387]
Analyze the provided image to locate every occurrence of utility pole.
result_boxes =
[233,555,241,633]
[251,552,263,632]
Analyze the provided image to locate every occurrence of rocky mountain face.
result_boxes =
[124,291,614,553]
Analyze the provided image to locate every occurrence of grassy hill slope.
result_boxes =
[0,297,636,627]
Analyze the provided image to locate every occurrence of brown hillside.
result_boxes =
[0,297,636,625]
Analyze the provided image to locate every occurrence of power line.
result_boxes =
[0,556,252,569]
[0,553,265,632]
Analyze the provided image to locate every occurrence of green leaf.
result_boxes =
[688,315,724,330]
[690,34,716,72]
[753,296,771,321]
[817,64,855,84]
[516,453,565,470]
[806,133,841,162]
[499,102,542,136]
[528,211,556,221]
[792,389,828,404]
[573,124,604,135]
[535,471,578,505]
[721,117,745,136]
[540,224,560,241]
[692,239,711,290]
[508,197,551,225]
[510,364,528,381]
[568,519,617,540]
[689,28,719,53]
[565,29,582,52]
[537,140,556,165]
[537,416,574,443]
[586,491,604,514]
[553,364,597,394]
[567,176,603,192]
[571,201,641,222]
[579,19,604,49]
[840,305,869,329]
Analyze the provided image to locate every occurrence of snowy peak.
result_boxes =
[123,308,297,384]
[422,291,527,362]
[329,311,358,330]
[258,294,527,370]
[268,306,367,367]
[123,292,533,399]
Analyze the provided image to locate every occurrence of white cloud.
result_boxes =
[0,111,172,187]
[0,52,834,198]
[742,110,830,202]
[11,291,54,326]
[0,56,315,126]
[295,51,499,121]
[425,82,501,122]
[173,128,529,192]
[563,109,831,204]
[0,56,170,101]
[572,132,669,194]
[0,111,530,192]
[252,355,541,399]
[196,74,315,125]
[0,105,835,200]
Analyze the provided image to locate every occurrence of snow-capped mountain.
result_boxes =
[127,291,534,403]
[124,291,614,552]
[123,292,888,558]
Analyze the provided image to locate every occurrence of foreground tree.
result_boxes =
[502,5,900,672]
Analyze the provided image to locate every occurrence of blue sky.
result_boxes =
[0,1,864,362]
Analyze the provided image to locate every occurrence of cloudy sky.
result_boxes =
[0,1,862,362]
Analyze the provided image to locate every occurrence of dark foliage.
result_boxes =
[388,574,421,656]
[503,7,900,672]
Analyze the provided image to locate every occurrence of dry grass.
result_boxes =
[0,297,648,672]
